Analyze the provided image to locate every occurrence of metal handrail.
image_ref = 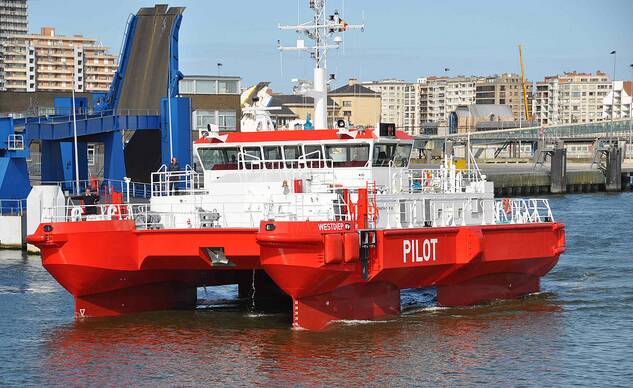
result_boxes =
[151,164,206,197]
[40,178,151,198]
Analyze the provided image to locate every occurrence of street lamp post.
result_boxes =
[609,50,616,140]
[629,64,633,145]
[217,62,223,76]
[71,82,80,195]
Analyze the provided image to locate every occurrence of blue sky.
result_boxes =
[28,0,633,92]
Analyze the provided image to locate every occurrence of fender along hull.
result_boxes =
[28,220,565,330]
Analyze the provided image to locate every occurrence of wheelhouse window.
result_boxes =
[242,146,262,169]
[263,146,282,161]
[304,145,323,159]
[263,146,283,169]
[304,145,325,168]
[242,146,262,160]
[197,147,239,170]
[283,145,302,168]
[393,144,412,167]
[373,143,412,167]
[373,143,396,167]
[325,144,370,167]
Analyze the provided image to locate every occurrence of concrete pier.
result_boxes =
[477,162,633,196]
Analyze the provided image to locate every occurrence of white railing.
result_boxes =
[494,198,554,224]
[40,178,151,198]
[41,193,345,229]
[40,193,555,230]
[151,164,205,197]
[375,196,554,229]
[7,134,24,151]
[390,167,485,194]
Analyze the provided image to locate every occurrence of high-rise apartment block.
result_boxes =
[0,0,28,90]
[2,26,117,92]
[475,73,532,121]
[418,76,477,126]
[533,71,611,125]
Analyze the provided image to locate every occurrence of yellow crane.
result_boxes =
[518,44,530,120]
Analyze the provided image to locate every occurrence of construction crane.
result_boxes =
[518,44,531,120]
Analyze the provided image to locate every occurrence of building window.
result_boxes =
[196,80,217,94]
[179,79,194,94]
[194,110,216,131]
[342,100,352,107]
[218,111,236,131]
[194,110,237,132]
[218,80,238,94]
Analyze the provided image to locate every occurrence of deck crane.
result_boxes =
[518,44,531,120]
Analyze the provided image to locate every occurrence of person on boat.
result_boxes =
[72,187,100,215]
[169,157,180,195]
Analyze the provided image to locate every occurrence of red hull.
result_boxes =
[28,219,564,330]
[257,221,565,330]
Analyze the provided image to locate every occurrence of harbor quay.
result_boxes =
[411,159,633,196]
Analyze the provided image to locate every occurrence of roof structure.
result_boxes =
[194,128,413,144]
[268,94,338,107]
[330,83,378,96]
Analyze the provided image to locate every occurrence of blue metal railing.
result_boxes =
[0,199,26,216]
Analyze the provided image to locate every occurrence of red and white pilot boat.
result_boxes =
[27,0,564,330]
[28,125,565,330]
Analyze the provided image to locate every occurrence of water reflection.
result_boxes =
[41,294,564,386]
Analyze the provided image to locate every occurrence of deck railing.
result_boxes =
[151,165,205,197]
[40,178,151,199]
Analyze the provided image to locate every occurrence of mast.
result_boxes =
[278,0,363,129]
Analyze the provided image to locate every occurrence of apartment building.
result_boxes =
[602,80,632,120]
[475,73,532,121]
[363,79,407,129]
[533,71,611,125]
[418,76,478,126]
[0,0,28,90]
[329,79,380,127]
[2,26,117,92]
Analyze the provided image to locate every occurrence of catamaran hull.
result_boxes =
[28,220,564,330]
[257,221,565,330]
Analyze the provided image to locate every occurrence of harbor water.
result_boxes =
[1,193,632,386]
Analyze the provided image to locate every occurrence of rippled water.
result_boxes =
[1,193,632,386]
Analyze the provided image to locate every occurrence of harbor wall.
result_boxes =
[485,166,633,196]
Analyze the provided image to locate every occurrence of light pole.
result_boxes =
[629,64,633,145]
[71,81,80,195]
[610,51,616,125]
[217,62,223,76]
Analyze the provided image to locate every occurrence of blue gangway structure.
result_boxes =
[2,4,192,199]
